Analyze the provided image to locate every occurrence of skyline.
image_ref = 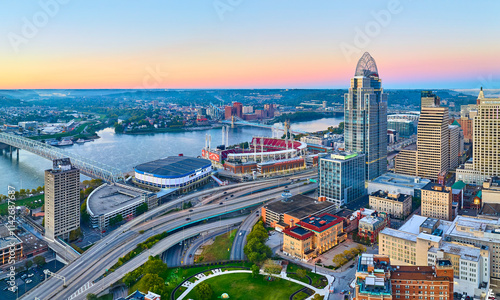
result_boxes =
[1,1,500,89]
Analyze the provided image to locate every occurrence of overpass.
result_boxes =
[22,178,316,299]
[0,132,123,182]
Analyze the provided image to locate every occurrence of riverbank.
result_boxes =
[122,124,224,135]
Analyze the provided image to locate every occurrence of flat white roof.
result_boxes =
[398,215,428,235]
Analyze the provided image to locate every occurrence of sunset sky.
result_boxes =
[1,0,500,89]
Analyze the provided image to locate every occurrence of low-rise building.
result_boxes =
[0,226,23,266]
[421,183,453,221]
[282,213,345,260]
[358,212,389,243]
[261,195,336,230]
[87,183,158,230]
[379,215,492,296]
[369,190,412,219]
[355,254,454,300]
[368,173,431,199]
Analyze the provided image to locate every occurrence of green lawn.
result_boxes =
[287,263,328,288]
[185,273,303,300]
[293,291,310,300]
[198,229,237,262]
[97,294,113,300]
[128,261,252,299]
[0,194,44,215]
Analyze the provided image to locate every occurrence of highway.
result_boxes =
[67,218,245,300]
[23,174,317,300]
[230,210,261,260]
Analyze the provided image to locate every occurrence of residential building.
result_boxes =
[282,213,345,260]
[421,183,453,221]
[318,151,366,207]
[355,254,454,300]
[482,177,500,204]
[358,212,389,243]
[449,125,462,170]
[368,173,430,198]
[369,190,412,219]
[379,215,492,296]
[44,158,80,241]
[344,52,387,181]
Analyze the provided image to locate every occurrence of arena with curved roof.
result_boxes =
[133,156,212,190]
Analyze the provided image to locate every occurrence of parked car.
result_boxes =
[28,274,34,277]
[340,290,347,295]
[25,279,32,284]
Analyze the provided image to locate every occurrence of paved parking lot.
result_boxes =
[265,230,282,252]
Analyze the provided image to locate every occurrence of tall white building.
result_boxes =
[44,158,80,241]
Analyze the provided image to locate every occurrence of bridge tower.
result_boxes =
[231,115,235,128]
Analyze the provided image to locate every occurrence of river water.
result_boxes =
[0,117,343,194]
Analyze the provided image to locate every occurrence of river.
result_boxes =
[0,116,343,194]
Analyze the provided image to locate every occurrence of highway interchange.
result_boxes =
[22,170,317,300]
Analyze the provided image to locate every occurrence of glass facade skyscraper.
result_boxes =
[318,152,366,207]
[344,52,388,181]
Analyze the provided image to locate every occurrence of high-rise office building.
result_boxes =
[318,151,365,207]
[344,52,387,181]
[473,87,500,179]
[417,106,450,180]
[44,158,80,241]
[395,91,456,180]
[421,90,440,108]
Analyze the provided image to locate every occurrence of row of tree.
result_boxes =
[243,221,272,265]
[332,244,366,268]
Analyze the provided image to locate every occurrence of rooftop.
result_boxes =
[398,215,428,234]
[371,190,411,202]
[87,183,150,217]
[370,173,431,190]
[134,156,211,178]
[422,182,449,192]
[0,226,22,250]
[298,213,343,232]
[429,242,482,262]
[380,227,417,242]
[390,265,452,281]
[263,195,335,220]
[283,226,314,240]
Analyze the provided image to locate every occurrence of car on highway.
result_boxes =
[223,191,227,194]
[239,232,243,236]
[189,254,192,258]
[219,202,223,205]
[230,194,234,197]
[189,209,193,212]
[186,218,190,221]
[340,290,347,295]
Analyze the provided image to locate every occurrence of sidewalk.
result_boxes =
[177,268,335,300]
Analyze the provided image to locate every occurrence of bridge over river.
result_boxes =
[0,132,123,182]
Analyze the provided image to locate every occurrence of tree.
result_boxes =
[34,255,46,266]
[251,264,260,278]
[86,294,98,300]
[25,260,33,269]
[262,259,282,275]
[196,282,213,300]
[69,227,82,242]
[136,273,165,295]
[296,268,307,278]
[136,203,148,216]
[312,294,324,300]
[143,256,168,274]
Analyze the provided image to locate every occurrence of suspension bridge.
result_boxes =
[0,132,123,182]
